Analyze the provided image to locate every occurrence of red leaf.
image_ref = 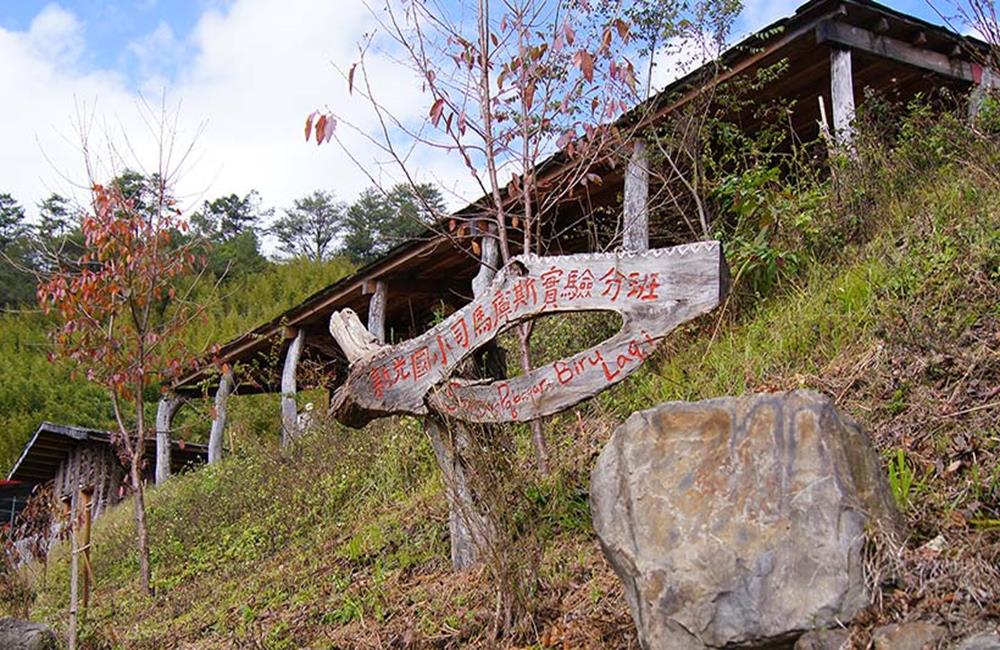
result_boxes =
[576,50,594,82]
[563,22,575,46]
[315,114,327,145]
[615,18,630,41]
[472,239,481,256]
[429,98,445,127]
[304,111,316,141]
[524,81,536,108]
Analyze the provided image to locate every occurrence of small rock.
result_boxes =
[591,391,902,649]
[957,634,1000,650]
[794,628,851,649]
[872,622,946,650]
[0,618,57,650]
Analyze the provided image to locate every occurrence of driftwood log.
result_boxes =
[329,241,728,427]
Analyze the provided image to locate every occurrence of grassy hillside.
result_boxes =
[14,108,1000,647]
[0,257,354,473]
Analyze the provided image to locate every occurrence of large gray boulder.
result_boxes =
[0,618,57,650]
[590,390,900,649]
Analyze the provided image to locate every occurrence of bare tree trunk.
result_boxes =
[130,457,152,595]
[132,387,153,596]
[68,501,78,650]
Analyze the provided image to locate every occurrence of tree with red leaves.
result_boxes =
[38,167,205,596]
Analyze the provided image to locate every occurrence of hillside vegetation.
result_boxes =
[0,256,354,472]
[12,106,1000,647]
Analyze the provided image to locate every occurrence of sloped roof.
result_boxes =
[7,422,208,484]
[170,0,992,397]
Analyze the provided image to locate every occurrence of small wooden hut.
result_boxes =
[5,422,208,521]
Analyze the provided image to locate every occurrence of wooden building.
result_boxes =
[5,422,208,520]
[157,0,996,475]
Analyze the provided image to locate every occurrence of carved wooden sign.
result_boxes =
[329,241,728,427]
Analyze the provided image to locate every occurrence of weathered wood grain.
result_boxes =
[623,142,649,253]
[367,280,387,343]
[280,330,305,446]
[155,394,183,484]
[830,46,855,146]
[329,241,728,427]
[209,370,233,464]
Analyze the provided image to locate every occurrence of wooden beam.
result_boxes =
[622,141,650,252]
[280,330,306,446]
[367,280,387,344]
[208,370,233,464]
[155,394,184,484]
[816,20,1000,88]
[830,46,856,147]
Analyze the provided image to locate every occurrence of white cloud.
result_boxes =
[25,3,85,66]
[649,35,720,93]
[1,0,469,231]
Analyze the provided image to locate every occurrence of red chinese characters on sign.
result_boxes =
[512,277,538,311]
[562,269,595,300]
[540,266,563,310]
[451,317,470,349]
[600,268,661,302]
[472,305,493,337]
[365,262,663,401]
[626,272,661,301]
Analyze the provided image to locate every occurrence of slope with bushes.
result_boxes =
[13,106,1000,648]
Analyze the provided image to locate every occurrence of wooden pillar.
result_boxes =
[208,369,233,464]
[366,280,387,344]
[830,46,856,147]
[280,329,306,446]
[154,394,183,485]
[623,141,650,252]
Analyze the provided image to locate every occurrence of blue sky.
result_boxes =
[0,0,951,93]
[0,0,967,224]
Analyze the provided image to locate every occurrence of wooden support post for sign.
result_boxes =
[155,394,183,485]
[367,280,387,344]
[424,417,490,570]
[280,329,306,446]
[623,141,650,253]
[419,230,500,570]
[209,369,233,464]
